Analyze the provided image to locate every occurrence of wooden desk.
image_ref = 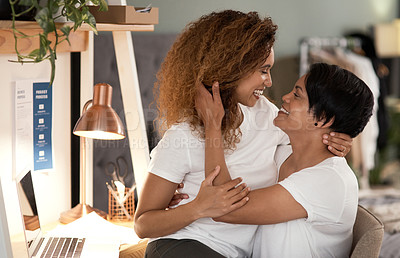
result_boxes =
[11,219,142,258]
[12,221,63,258]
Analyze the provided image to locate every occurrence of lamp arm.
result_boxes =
[80,99,92,205]
[82,99,93,113]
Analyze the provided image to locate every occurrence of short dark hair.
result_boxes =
[305,63,374,138]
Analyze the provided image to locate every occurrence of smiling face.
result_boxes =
[234,48,275,107]
[273,74,317,133]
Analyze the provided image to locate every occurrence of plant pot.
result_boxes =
[0,0,37,21]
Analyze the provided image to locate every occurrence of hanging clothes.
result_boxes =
[345,32,390,150]
[343,51,380,172]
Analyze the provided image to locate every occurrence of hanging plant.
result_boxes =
[9,0,108,85]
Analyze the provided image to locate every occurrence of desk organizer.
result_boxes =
[108,187,135,221]
[88,6,159,25]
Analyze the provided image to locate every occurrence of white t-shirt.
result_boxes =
[148,96,289,257]
[253,145,359,258]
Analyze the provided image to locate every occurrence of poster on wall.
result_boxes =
[14,80,53,175]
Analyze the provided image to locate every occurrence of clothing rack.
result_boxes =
[299,37,362,76]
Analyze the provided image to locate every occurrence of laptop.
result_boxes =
[16,169,120,258]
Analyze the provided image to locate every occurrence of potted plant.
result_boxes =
[8,0,108,85]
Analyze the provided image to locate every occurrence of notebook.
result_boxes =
[16,169,120,258]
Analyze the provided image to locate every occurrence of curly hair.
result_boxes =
[154,10,277,149]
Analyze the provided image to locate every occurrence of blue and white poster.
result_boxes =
[33,82,53,171]
[15,80,53,174]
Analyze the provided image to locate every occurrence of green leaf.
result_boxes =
[38,34,50,59]
[27,48,40,59]
[60,26,71,37]
[65,5,81,24]
[92,0,108,12]
[80,5,89,19]
[17,0,33,7]
[84,11,97,34]
[48,0,60,14]
[70,6,88,30]
[35,8,56,33]
[100,0,108,11]
[60,26,71,45]
[73,19,83,31]
[31,0,40,9]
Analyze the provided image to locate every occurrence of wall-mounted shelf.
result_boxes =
[0,20,155,31]
[0,20,154,54]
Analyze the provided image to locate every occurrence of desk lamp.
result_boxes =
[60,83,125,224]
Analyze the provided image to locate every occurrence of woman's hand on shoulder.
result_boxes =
[195,81,225,130]
[323,132,352,157]
[192,166,250,218]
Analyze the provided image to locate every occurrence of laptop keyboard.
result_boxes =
[36,237,85,258]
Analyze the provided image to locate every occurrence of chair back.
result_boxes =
[350,205,384,258]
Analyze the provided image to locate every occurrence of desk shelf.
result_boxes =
[0,20,154,53]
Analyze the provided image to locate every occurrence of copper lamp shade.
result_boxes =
[60,83,125,224]
[73,83,125,139]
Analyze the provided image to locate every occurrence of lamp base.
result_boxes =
[59,203,108,224]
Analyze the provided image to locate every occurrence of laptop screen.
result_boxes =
[15,170,119,258]
[16,170,41,251]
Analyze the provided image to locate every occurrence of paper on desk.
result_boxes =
[47,212,141,245]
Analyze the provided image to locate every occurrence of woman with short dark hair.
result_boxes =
[305,63,374,138]
[196,63,373,257]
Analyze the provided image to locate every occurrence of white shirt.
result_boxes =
[253,145,359,258]
[148,96,289,257]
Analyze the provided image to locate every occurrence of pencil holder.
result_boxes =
[108,187,135,221]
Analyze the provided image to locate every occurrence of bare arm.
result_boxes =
[201,127,307,225]
[205,127,231,184]
[202,125,307,224]
[134,167,249,238]
[214,184,307,224]
[134,173,194,238]
[195,81,232,185]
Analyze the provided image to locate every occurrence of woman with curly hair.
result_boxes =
[133,10,351,258]
[154,10,277,150]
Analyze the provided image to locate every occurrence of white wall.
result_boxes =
[0,53,72,236]
[129,0,398,58]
